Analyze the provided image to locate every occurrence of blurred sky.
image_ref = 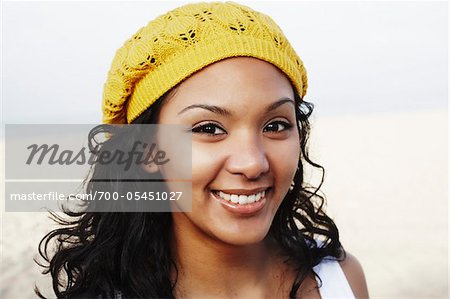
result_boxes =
[2,1,448,124]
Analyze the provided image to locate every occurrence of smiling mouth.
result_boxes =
[211,188,271,206]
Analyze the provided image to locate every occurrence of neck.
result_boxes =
[169,214,292,298]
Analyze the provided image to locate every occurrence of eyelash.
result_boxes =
[191,121,293,136]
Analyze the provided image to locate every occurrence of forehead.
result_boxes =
[163,57,295,111]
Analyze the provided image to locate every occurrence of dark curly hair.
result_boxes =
[35,88,346,299]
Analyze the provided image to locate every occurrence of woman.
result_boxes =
[36,2,369,298]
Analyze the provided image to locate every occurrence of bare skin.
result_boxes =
[153,57,369,298]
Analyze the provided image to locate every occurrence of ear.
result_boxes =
[141,160,160,174]
[140,152,161,174]
[139,142,161,174]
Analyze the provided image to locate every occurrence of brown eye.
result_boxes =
[264,121,293,133]
[191,123,226,136]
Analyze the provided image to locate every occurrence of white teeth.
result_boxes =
[255,193,261,201]
[238,195,248,205]
[219,191,231,201]
[216,189,267,205]
[230,194,239,203]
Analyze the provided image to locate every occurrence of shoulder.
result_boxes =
[339,251,370,299]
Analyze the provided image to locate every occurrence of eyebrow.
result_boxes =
[177,97,295,116]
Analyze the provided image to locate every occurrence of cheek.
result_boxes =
[191,144,222,190]
[266,139,299,215]
[268,136,300,191]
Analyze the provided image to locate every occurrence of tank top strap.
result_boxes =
[313,257,355,298]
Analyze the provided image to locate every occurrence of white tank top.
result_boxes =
[313,257,355,298]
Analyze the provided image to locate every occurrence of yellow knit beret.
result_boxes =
[102,1,308,124]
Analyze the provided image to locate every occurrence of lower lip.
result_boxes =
[211,190,268,216]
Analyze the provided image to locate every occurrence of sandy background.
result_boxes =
[1,108,447,299]
[308,109,448,298]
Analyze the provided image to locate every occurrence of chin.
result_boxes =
[211,226,271,246]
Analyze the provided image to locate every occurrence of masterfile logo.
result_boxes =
[5,124,192,212]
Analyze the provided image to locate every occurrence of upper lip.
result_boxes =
[213,187,270,196]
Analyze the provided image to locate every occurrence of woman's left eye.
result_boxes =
[263,121,293,133]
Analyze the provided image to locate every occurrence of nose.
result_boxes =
[225,134,269,180]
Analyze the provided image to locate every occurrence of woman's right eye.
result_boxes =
[191,122,226,136]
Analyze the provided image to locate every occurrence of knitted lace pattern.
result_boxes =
[102,1,308,124]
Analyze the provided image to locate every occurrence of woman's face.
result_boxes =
[157,57,300,246]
